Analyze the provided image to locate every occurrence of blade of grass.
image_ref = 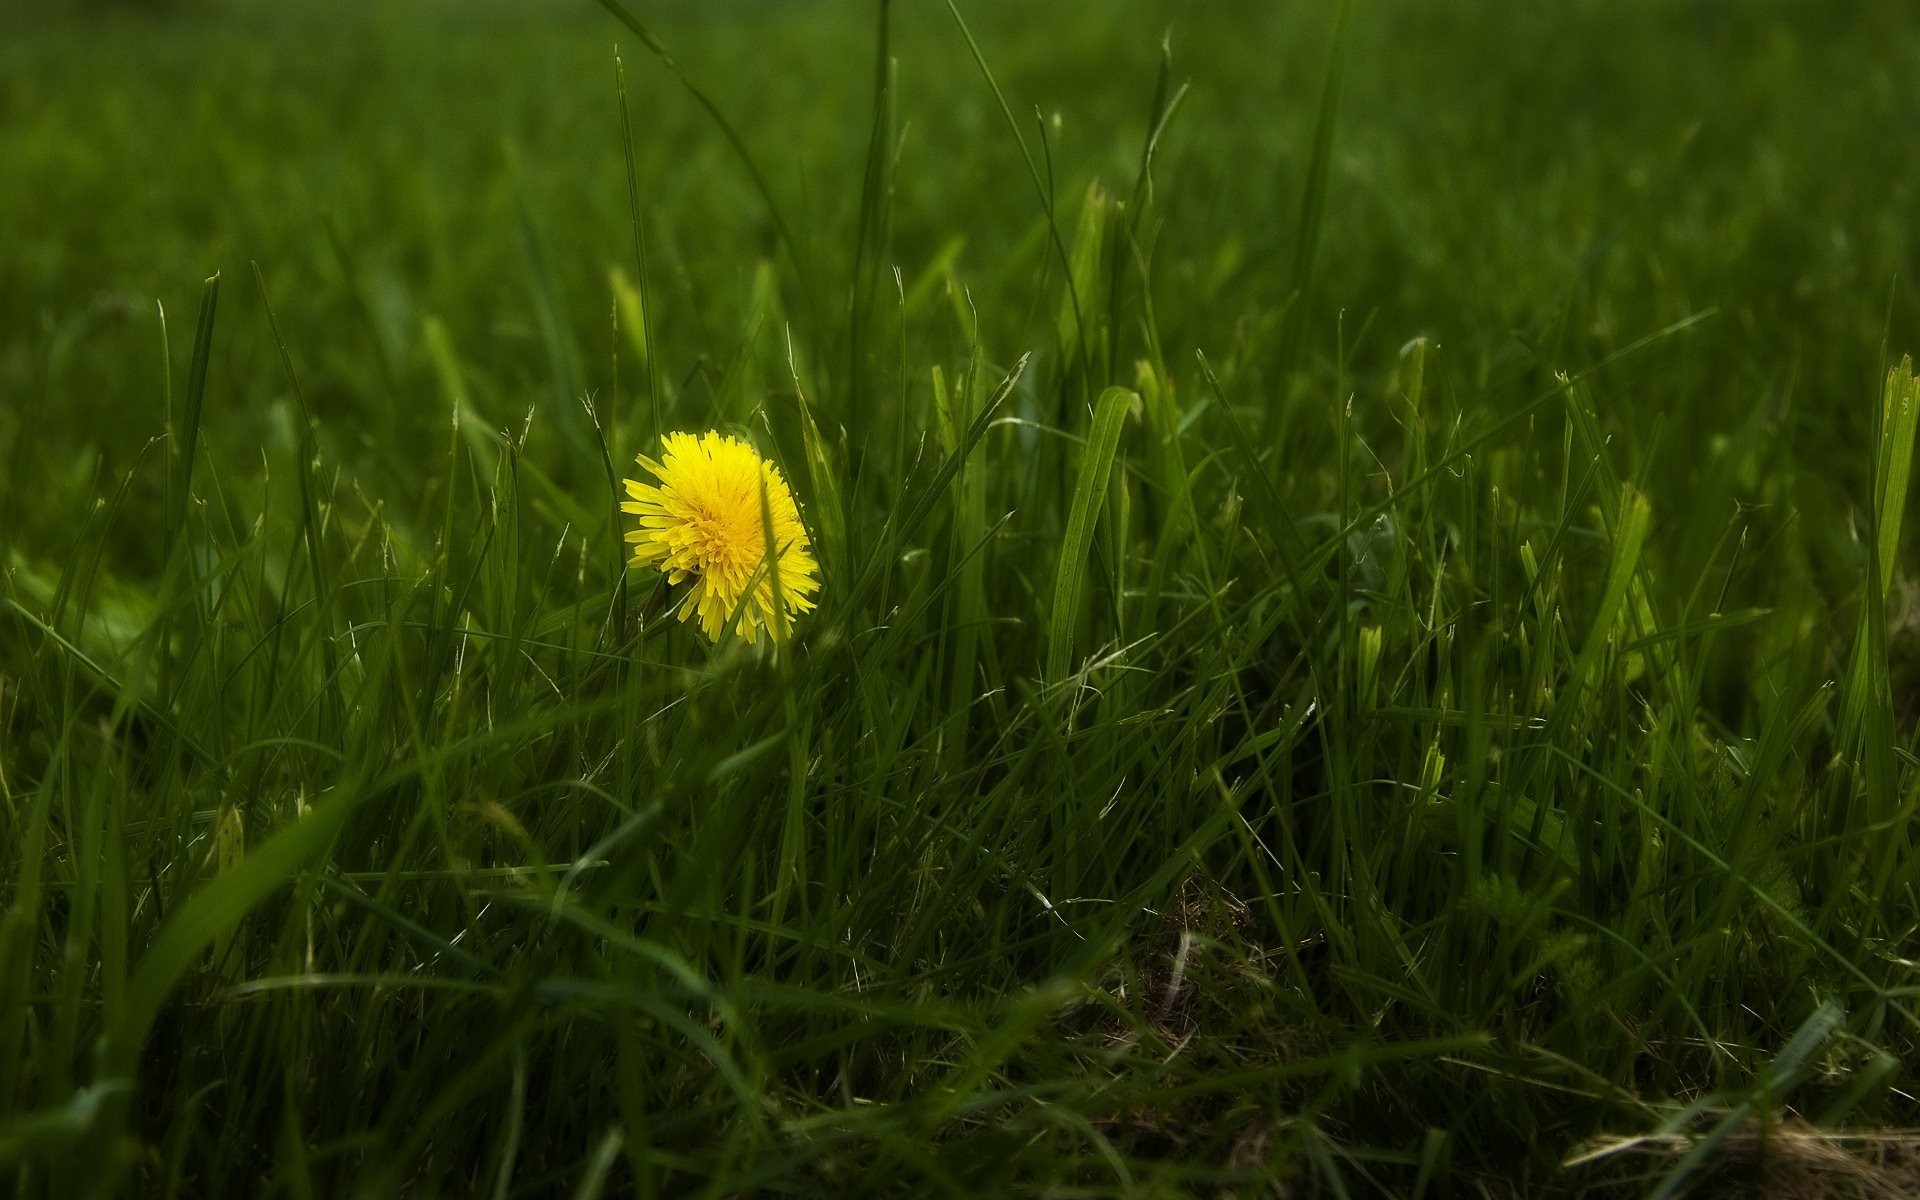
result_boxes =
[1047,386,1133,682]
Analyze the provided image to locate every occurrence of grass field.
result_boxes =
[6,0,1920,1194]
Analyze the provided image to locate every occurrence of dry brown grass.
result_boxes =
[1570,1124,1920,1199]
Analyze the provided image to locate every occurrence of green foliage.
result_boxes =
[3,0,1920,1195]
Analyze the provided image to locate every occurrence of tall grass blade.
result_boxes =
[1265,0,1354,439]
[1047,386,1133,682]
[595,0,814,296]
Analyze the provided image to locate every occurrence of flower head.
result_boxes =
[622,431,820,644]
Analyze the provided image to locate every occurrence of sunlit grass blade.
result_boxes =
[1046,385,1133,683]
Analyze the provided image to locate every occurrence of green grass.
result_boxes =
[5,0,1920,1194]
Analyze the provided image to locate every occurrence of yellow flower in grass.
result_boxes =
[622,430,820,644]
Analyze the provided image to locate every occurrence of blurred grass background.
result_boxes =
[5,0,1920,1195]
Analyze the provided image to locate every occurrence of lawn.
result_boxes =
[4,0,1920,1195]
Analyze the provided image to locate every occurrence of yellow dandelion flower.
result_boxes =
[621,430,820,644]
